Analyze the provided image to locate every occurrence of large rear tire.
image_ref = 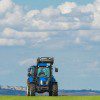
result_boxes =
[52,83,58,96]
[30,84,35,96]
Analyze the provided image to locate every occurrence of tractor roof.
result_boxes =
[37,57,54,65]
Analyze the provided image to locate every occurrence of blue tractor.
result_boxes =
[27,57,58,96]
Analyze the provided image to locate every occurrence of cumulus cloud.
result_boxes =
[41,7,60,17]
[0,38,25,46]
[0,0,13,13]
[58,2,77,14]
[80,0,100,28]
[26,10,40,18]
[2,27,54,46]
[0,0,100,47]
[80,4,94,13]
[2,27,52,40]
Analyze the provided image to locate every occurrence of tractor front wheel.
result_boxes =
[30,84,35,96]
[49,91,52,96]
[52,83,58,96]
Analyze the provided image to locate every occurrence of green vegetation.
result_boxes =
[0,96,100,100]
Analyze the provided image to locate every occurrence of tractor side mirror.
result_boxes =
[55,68,58,72]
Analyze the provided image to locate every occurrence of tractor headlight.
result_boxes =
[40,80,43,85]
[40,80,49,85]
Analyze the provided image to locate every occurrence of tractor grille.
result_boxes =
[36,86,49,92]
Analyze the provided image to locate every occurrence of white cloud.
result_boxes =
[3,27,51,39]
[3,28,33,39]
[0,38,25,46]
[4,10,23,25]
[0,0,13,13]
[80,0,100,28]
[58,2,77,14]
[0,0,100,48]
[92,11,100,28]
[0,0,93,31]
[80,4,94,13]
[92,0,100,28]
[20,58,37,66]
[32,20,70,30]
[25,10,40,19]
[2,27,54,46]
[77,29,100,42]
[41,7,60,17]
[0,0,23,29]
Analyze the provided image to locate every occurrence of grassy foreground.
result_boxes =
[0,96,100,100]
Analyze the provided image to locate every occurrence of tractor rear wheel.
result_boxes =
[52,83,58,96]
[30,84,35,96]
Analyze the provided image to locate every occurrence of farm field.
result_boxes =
[0,96,100,100]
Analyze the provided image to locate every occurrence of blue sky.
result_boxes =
[0,0,100,90]
[13,0,94,9]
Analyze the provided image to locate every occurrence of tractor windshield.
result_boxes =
[37,67,50,77]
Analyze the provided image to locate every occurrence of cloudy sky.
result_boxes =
[0,0,100,90]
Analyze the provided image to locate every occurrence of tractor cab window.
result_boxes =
[37,67,50,77]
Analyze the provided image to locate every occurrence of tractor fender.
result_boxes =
[28,76,34,83]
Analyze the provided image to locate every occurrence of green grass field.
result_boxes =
[0,96,100,100]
